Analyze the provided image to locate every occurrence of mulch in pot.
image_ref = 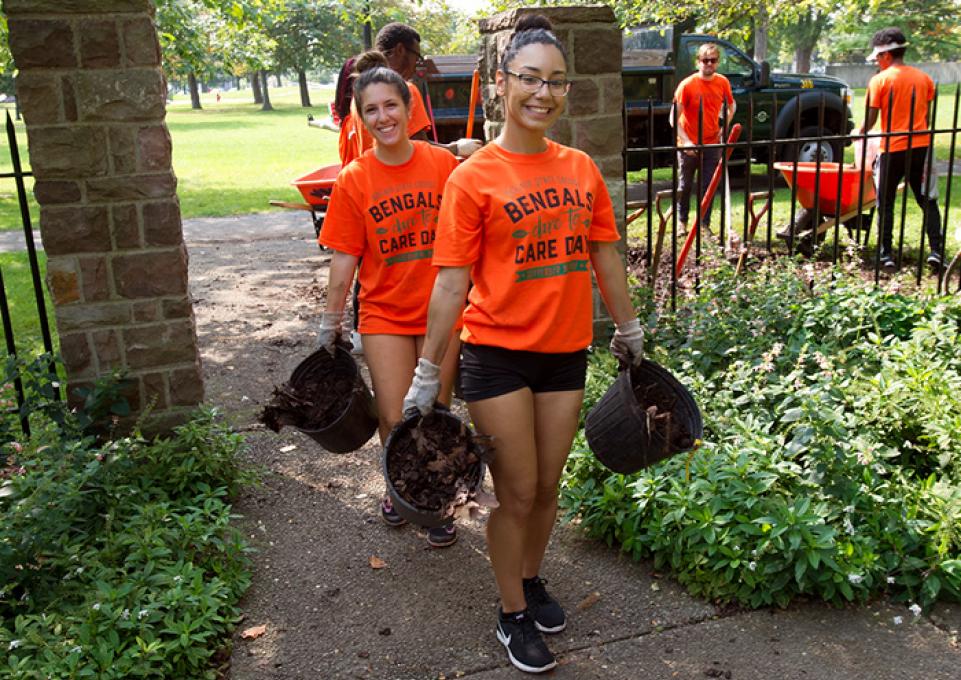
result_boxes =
[260,348,358,432]
[386,411,492,520]
[632,378,695,456]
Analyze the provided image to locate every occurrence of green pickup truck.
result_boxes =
[422,25,854,170]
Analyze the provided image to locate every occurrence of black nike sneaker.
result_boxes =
[495,609,557,674]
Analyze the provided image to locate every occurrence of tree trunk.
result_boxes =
[275,73,282,88]
[298,70,311,107]
[793,45,813,74]
[755,6,769,63]
[188,72,202,110]
[234,76,241,90]
[260,70,274,111]
[252,73,263,104]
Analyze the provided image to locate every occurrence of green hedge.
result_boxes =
[0,364,254,680]
[563,261,961,609]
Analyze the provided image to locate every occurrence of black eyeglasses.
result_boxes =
[700,58,718,64]
[505,70,571,96]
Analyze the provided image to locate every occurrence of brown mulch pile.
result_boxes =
[260,348,358,432]
[385,411,492,520]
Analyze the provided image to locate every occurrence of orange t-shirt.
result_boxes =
[674,73,734,145]
[320,141,459,334]
[337,82,431,165]
[433,140,620,353]
[867,65,934,153]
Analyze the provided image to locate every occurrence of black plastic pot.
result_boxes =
[584,359,703,474]
[289,347,378,453]
[382,407,484,528]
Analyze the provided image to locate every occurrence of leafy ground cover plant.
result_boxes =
[0,358,254,679]
[564,260,961,609]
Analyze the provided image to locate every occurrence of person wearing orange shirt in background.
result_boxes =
[857,27,946,272]
[338,23,482,165]
[672,43,735,235]
[318,52,462,549]
[402,15,644,674]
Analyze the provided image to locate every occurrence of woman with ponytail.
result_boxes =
[318,51,463,548]
[403,15,644,673]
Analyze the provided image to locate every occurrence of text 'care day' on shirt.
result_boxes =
[337,82,432,166]
[674,72,735,146]
[433,139,620,354]
[320,141,459,335]
[867,64,935,153]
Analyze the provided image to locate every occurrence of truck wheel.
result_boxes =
[785,126,842,164]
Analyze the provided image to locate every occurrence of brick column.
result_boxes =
[5,0,204,433]
[478,5,625,342]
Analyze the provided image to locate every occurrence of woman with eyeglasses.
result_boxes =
[402,14,644,674]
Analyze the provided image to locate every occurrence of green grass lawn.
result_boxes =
[0,250,57,358]
[0,85,338,231]
[166,84,339,218]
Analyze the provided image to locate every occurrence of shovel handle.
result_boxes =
[466,69,480,140]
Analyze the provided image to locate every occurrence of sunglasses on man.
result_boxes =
[700,57,718,64]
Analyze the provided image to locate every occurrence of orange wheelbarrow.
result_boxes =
[773,161,877,256]
[269,163,341,241]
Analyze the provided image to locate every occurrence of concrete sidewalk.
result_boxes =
[178,211,961,680]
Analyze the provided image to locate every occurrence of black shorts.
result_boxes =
[459,343,588,402]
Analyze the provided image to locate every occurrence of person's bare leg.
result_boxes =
[362,334,418,443]
[522,389,584,579]
[467,389,537,613]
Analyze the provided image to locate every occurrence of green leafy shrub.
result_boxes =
[564,260,961,609]
[0,361,253,679]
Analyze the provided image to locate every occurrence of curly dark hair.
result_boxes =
[375,22,421,53]
[499,14,567,72]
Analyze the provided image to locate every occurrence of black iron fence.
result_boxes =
[626,84,961,307]
[1,110,59,436]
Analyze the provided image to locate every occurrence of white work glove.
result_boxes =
[610,318,645,367]
[317,311,345,356]
[452,138,482,158]
[402,357,442,416]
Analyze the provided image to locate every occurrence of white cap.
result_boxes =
[866,41,908,63]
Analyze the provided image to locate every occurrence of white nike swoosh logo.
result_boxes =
[503,633,511,645]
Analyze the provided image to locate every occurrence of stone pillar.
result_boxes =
[478,5,625,342]
[5,0,204,433]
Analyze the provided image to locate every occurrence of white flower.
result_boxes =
[748,561,757,571]
[121,609,130,620]
[843,505,854,514]
[843,517,855,535]
[70,645,82,654]
[847,573,863,585]
[138,609,149,620]
[909,603,922,617]
[75,567,84,575]
[173,575,182,583]
[92,603,101,611]
[893,616,903,625]
[887,576,895,584]
[8,640,22,650]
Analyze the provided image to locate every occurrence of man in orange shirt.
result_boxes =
[859,27,945,272]
[672,43,735,234]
